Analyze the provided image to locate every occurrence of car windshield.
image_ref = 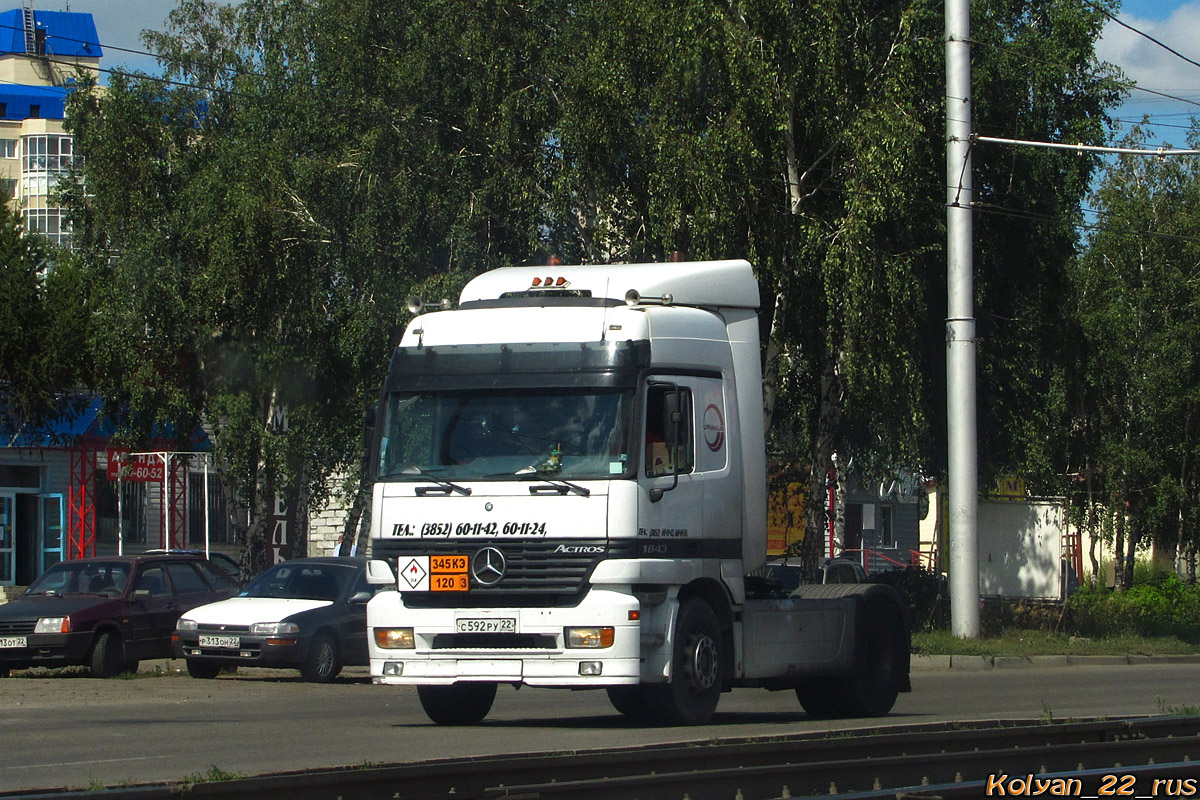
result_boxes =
[378,388,632,481]
[239,563,352,601]
[26,561,131,597]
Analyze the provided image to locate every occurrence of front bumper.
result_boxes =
[174,633,306,669]
[368,588,641,687]
[0,631,95,670]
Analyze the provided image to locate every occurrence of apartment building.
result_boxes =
[0,5,100,246]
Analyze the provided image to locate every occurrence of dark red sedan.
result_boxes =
[0,553,238,678]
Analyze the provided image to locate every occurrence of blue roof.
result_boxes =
[1,395,212,451]
[0,83,68,119]
[0,9,102,59]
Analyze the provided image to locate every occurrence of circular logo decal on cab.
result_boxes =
[703,404,725,452]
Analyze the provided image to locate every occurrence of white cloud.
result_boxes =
[1097,3,1200,99]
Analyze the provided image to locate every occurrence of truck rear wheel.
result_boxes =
[417,682,497,725]
[647,597,722,726]
[795,677,845,719]
[843,605,902,716]
[797,601,902,718]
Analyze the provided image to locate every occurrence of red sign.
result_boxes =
[106,452,164,483]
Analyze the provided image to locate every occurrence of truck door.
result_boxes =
[637,378,730,557]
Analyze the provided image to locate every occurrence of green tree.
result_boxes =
[0,202,89,432]
[538,0,1123,576]
[67,0,556,567]
[1072,125,1200,588]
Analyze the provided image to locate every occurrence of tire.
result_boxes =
[89,631,124,678]
[606,685,655,722]
[797,601,902,719]
[842,605,902,717]
[646,597,723,726]
[795,676,847,719]
[417,682,497,725]
[186,660,222,680]
[301,633,343,683]
[121,661,140,676]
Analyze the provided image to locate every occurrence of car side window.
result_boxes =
[135,565,170,597]
[166,562,210,595]
[195,561,235,592]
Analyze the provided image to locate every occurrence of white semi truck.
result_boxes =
[364,259,911,726]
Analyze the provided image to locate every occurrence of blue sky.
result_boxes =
[35,0,1200,150]
[1095,0,1200,149]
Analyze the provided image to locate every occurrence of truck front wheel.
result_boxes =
[417,682,497,725]
[607,686,654,722]
[647,597,722,726]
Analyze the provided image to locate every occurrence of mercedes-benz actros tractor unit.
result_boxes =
[364,259,911,726]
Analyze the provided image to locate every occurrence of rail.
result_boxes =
[7,716,1198,800]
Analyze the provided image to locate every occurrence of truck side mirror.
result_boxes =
[648,385,683,502]
[661,392,681,449]
[366,560,396,586]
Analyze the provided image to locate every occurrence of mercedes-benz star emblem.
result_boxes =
[471,547,507,586]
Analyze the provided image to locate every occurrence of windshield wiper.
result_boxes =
[401,467,472,496]
[515,467,591,497]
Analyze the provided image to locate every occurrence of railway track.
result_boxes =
[7,716,1200,800]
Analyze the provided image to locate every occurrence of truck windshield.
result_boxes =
[378,388,632,481]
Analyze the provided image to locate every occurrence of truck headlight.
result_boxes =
[176,619,198,632]
[34,617,69,634]
[250,622,299,636]
[565,626,614,648]
[374,628,415,649]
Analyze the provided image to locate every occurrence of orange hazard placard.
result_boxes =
[431,555,468,573]
[431,573,469,592]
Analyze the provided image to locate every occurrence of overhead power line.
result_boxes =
[1081,0,1200,74]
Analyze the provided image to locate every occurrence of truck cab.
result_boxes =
[365,260,910,725]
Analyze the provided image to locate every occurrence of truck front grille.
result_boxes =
[371,538,635,608]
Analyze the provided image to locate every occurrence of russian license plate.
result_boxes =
[455,618,516,633]
[199,634,240,649]
[0,636,26,648]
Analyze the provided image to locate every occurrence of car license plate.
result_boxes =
[455,618,516,633]
[199,634,240,649]
[0,636,26,648]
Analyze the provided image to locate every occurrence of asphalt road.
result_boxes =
[2,660,1199,793]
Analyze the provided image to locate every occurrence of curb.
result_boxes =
[912,653,1200,671]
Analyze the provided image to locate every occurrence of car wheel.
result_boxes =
[301,632,342,683]
[121,660,140,675]
[89,631,124,679]
[417,682,497,725]
[186,660,222,680]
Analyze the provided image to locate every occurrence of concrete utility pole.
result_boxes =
[945,0,980,638]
